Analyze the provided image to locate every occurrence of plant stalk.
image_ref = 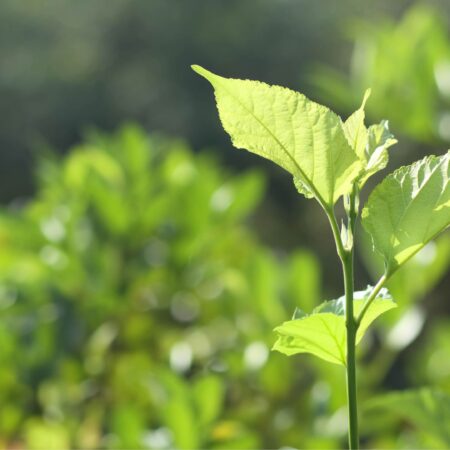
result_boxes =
[342,250,359,449]
[325,194,360,449]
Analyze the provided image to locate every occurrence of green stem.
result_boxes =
[343,250,359,449]
[345,189,359,449]
[325,206,359,449]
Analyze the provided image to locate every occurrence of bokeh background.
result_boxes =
[0,1,449,449]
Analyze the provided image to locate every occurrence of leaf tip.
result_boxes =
[361,88,371,108]
[191,64,203,74]
[191,65,216,84]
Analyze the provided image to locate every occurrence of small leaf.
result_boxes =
[192,65,362,206]
[354,287,395,343]
[343,91,397,187]
[293,176,314,198]
[362,152,450,274]
[343,89,371,160]
[273,288,396,365]
[359,120,397,186]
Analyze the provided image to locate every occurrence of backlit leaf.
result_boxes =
[343,90,397,187]
[192,65,362,206]
[362,152,450,274]
[343,89,371,160]
[359,120,397,186]
[273,287,396,365]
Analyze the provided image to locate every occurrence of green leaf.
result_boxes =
[192,65,362,206]
[343,89,371,160]
[366,388,450,448]
[359,120,397,186]
[343,90,397,187]
[272,287,396,365]
[362,152,450,273]
[293,176,314,199]
[354,287,396,343]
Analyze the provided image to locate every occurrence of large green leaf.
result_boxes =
[273,287,396,365]
[362,152,450,274]
[192,65,362,206]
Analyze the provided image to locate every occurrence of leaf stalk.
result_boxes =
[355,274,388,326]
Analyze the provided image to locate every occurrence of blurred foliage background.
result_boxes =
[0,1,449,449]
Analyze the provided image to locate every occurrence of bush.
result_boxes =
[0,125,327,449]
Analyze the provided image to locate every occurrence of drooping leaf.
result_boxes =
[273,287,396,365]
[362,152,450,274]
[366,388,450,448]
[192,65,362,206]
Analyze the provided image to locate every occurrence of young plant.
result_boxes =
[192,65,450,449]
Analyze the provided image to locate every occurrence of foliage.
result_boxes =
[0,122,447,449]
[0,125,348,449]
[311,5,450,144]
[366,389,450,449]
[1,2,449,448]
[308,6,450,445]
[195,65,450,448]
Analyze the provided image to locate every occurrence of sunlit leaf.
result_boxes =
[192,65,362,206]
[354,287,397,343]
[362,152,450,273]
[343,89,371,160]
[343,90,397,187]
[359,120,397,186]
[273,287,396,365]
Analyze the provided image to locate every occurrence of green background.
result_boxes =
[0,1,449,448]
